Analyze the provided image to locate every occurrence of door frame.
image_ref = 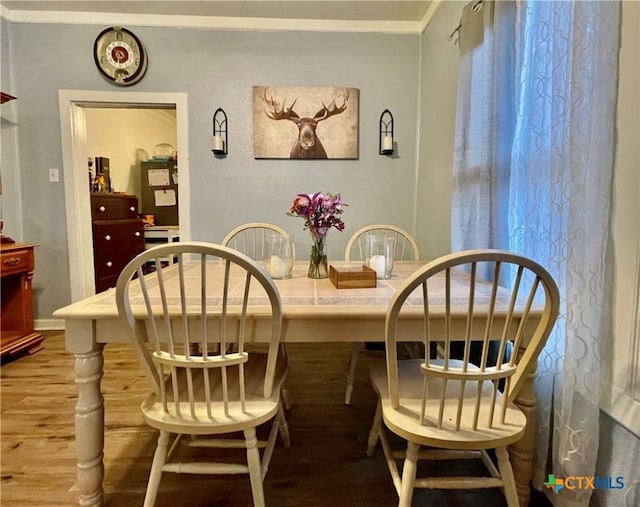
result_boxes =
[58,90,190,302]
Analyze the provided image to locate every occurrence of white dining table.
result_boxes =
[53,260,539,506]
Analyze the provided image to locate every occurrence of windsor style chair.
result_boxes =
[222,222,292,261]
[115,242,290,507]
[366,249,559,507]
[222,223,294,407]
[343,224,420,405]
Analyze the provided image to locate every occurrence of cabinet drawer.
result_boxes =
[92,219,144,252]
[91,194,139,220]
[93,250,138,284]
[0,247,34,276]
[93,223,144,267]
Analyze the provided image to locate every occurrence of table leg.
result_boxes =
[66,321,105,507]
[510,363,537,506]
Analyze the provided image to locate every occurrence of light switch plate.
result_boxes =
[49,168,59,182]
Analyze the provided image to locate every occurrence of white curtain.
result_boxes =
[451,1,621,506]
[511,2,620,505]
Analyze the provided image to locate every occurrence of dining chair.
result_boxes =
[222,222,293,261]
[366,249,560,507]
[343,224,420,405]
[222,222,294,408]
[115,241,290,507]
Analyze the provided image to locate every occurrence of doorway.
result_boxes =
[58,90,190,302]
[85,107,178,201]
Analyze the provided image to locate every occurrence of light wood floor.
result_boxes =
[1,332,549,506]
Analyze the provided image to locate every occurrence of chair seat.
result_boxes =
[142,353,288,435]
[369,359,527,449]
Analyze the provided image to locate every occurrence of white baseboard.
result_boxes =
[35,319,65,331]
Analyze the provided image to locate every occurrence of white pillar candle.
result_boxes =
[382,135,393,152]
[212,135,224,152]
[369,254,386,279]
[269,255,290,279]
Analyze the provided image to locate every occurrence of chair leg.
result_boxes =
[244,427,265,507]
[279,345,292,410]
[367,399,382,456]
[345,342,361,405]
[281,383,291,411]
[398,441,419,507]
[144,430,170,507]
[496,447,519,507]
[278,402,291,448]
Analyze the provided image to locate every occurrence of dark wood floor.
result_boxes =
[1,332,551,506]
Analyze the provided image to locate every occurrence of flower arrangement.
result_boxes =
[288,192,346,233]
[288,192,347,278]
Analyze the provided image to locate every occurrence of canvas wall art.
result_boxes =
[253,86,359,159]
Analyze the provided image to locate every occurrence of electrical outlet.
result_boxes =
[49,168,59,182]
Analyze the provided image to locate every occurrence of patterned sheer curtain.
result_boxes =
[451,1,621,506]
[511,2,620,505]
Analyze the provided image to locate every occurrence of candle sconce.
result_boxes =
[379,109,394,156]
[212,108,228,156]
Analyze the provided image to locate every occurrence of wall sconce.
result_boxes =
[379,109,394,156]
[212,108,228,156]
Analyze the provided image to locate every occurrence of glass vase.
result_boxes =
[308,228,329,279]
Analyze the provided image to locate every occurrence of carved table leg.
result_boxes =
[510,359,538,506]
[66,321,105,507]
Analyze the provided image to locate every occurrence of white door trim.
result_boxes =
[58,90,190,302]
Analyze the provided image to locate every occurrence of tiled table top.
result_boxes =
[54,260,514,322]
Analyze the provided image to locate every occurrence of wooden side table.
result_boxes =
[0,242,44,359]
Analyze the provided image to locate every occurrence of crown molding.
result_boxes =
[419,0,443,33]
[0,7,424,34]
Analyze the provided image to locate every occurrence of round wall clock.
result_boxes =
[93,27,147,86]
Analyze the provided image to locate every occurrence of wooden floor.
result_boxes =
[1,332,551,507]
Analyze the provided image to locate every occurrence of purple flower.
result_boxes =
[287,192,347,233]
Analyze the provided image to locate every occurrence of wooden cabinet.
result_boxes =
[91,193,145,293]
[1,242,44,358]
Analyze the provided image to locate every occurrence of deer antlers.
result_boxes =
[314,89,350,121]
[261,88,349,123]
[262,89,300,123]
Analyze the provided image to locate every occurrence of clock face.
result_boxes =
[93,27,147,86]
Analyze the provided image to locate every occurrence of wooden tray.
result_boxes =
[329,264,376,289]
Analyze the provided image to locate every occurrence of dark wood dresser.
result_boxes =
[1,242,44,359]
[90,193,145,293]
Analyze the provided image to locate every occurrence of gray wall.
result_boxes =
[1,16,22,242]
[415,1,460,260]
[4,22,420,317]
[593,412,640,507]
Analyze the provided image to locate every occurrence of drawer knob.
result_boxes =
[99,206,106,212]
[3,257,20,266]
[106,261,113,267]
[130,206,135,212]
[104,235,111,241]
[135,231,141,237]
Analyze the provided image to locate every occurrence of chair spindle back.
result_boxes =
[116,241,283,421]
[222,222,292,261]
[345,224,420,262]
[386,250,559,432]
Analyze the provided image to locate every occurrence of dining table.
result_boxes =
[53,260,540,507]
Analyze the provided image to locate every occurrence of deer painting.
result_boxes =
[254,87,358,159]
